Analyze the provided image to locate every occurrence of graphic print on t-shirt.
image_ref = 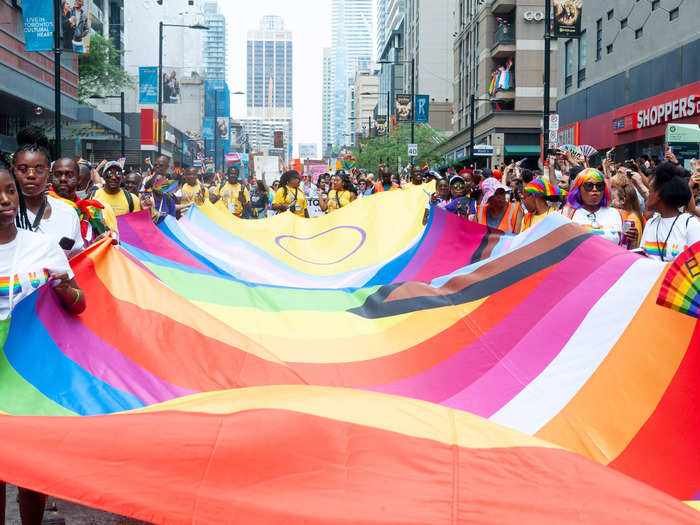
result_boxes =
[0,275,21,297]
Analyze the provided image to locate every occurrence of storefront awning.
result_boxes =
[504,145,540,155]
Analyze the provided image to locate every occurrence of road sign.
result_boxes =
[548,130,558,145]
[548,114,560,131]
[473,144,494,156]
[408,143,418,157]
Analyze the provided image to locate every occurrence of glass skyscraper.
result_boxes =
[331,0,373,148]
[246,16,293,160]
[203,2,226,81]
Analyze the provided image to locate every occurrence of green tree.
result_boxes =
[78,33,133,104]
[351,124,447,173]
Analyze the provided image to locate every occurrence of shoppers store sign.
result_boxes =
[613,88,699,134]
[636,95,698,129]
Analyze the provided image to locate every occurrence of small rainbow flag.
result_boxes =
[657,241,700,318]
[153,179,179,193]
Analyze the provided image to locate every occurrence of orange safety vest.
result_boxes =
[373,181,399,193]
[476,202,521,233]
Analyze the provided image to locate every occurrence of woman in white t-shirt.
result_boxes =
[640,162,700,261]
[12,129,84,257]
[0,162,86,523]
[562,168,636,246]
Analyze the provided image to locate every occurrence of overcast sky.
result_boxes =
[220,1,333,158]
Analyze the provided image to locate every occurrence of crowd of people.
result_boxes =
[2,124,700,522]
[428,149,700,262]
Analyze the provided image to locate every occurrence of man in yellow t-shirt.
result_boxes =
[272,170,309,218]
[210,166,250,217]
[93,162,144,216]
[180,167,210,206]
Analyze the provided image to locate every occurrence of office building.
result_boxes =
[122,0,207,78]
[375,0,404,131]
[403,0,454,131]
[322,48,334,158]
[347,70,380,146]
[443,0,557,167]
[555,0,699,164]
[331,0,374,147]
[203,1,227,82]
[0,2,124,156]
[247,16,293,160]
[235,117,292,161]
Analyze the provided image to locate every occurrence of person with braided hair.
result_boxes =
[11,127,84,257]
[319,173,356,213]
[271,170,309,217]
[0,159,86,524]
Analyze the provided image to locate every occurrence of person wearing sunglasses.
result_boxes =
[12,128,84,257]
[443,173,477,220]
[92,161,146,216]
[562,168,632,246]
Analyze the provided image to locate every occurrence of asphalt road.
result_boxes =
[4,485,150,525]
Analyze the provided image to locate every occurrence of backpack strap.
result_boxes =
[122,188,134,213]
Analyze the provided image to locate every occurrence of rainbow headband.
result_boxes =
[524,178,564,197]
[567,168,610,209]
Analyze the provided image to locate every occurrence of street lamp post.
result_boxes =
[53,0,62,158]
[89,92,126,159]
[543,0,552,158]
[158,21,209,157]
[469,94,497,165]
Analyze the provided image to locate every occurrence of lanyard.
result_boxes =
[7,231,20,316]
[31,197,48,232]
[655,214,682,262]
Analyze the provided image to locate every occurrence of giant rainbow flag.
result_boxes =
[1,185,699,523]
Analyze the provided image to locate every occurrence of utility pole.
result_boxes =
[120,91,125,159]
[158,21,163,156]
[213,89,218,172]
[469,93,475,163]
[410,57,415,165]
[53,0,62,158]
[543,0,552,160]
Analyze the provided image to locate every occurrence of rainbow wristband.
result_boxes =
[70,288,81,307]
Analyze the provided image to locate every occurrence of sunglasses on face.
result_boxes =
[452,182,465,189]
[14,164,49,176]
[53,172,78,182]
[582,182,605,192]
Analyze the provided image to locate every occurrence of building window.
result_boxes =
[607,9,614,20]
[596,19,602,61]
[564,39,573,93]
[577,30,586,86]
[635,28,643,39]
[607,43,613,54]
[651,0,660,10]
[669,8,679,20]
[620,18,627,29]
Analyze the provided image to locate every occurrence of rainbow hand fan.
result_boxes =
[657,241,700,318]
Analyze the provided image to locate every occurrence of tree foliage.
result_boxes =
[351,124,447,173]
[78,33,133,104]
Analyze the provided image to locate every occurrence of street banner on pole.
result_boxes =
[139,67,159,104]
[59,0,92,53]
[553,0,583,38]
[22,0,54,52]
[375,116,387,136]
[415,95,430,124]
[395,95,413,122]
